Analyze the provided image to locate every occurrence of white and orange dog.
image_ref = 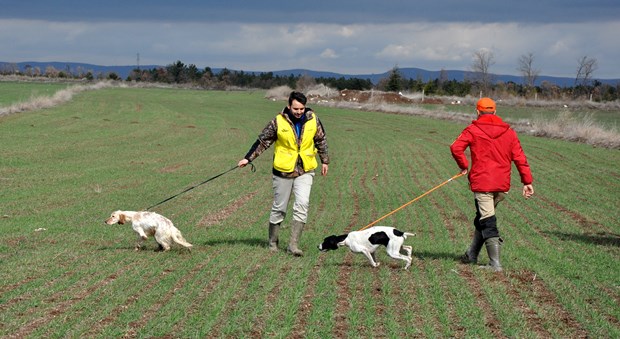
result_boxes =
[105,210,193,251]
[318,226,415,269]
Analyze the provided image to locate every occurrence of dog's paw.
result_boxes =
[372,262,380,268]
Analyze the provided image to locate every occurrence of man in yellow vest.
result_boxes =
[238,91,330,256]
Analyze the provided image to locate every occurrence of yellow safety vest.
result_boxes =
[273,114,318,172]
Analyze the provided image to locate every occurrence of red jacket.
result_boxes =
[450,114,533,192]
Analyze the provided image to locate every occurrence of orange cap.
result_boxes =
[476,97,496,112]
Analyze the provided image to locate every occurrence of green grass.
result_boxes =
[0,81,70,106]
[1,86,619,337]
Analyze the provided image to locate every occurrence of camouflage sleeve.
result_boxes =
[314,116,330,165]
[244,117,278,162]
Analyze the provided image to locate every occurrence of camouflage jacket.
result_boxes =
[244,107,329,178]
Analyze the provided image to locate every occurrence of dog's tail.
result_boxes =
[173,230,193,250]
[403,232,416,239]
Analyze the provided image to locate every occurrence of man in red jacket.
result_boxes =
[450,97,534,272]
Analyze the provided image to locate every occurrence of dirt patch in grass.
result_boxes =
[198,191,258,227]
[158,163,189,173]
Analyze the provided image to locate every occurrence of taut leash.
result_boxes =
[145,163,255,211]
[358,172,465,231]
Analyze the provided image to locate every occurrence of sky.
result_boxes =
[2,0,620,79]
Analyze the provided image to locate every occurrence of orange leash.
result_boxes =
[358,172,465,232]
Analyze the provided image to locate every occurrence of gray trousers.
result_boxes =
[270,172,315,224]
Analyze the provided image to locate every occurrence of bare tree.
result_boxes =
[471,49,495,96]
[517,52,540,90]
[296,74,316,92]
[575,55,598,87]
[574,56,598,99]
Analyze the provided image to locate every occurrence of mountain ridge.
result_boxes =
[2,61,619,87]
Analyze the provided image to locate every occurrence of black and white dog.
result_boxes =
[318,226,416,269]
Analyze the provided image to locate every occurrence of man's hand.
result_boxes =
[321,164,329,176]
[238,159,249,168]
[522,184,534,199]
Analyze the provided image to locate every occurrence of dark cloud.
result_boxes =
[1,0,619,24]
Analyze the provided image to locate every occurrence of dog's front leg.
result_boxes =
[362,250,379,267]
[135,231,147,251]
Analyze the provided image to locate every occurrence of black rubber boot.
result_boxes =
[461,230,484,264]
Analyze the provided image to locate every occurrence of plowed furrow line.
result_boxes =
[418,260,444,335]
[408,172,435,240]
[249,262,293,337]
[333,155,373,337]
[332,252,354,337]
[509,269,588,337]
[122,259,214,338]
[435,267,464,337]
[0,252,95,308]
[459,266,504,337]
[495,272,551,337]
[386,269,419,336]
[419,153,458,242]
[289,169,347,338]
[207,254,273,337]
[370,268,386,337]
[88,250,223,337]
[406,260,426,335]
[536,195,613,232]
[289,255,326,338]
[198,190,258,227]
[8,260,134,338]
[81,273,163,337]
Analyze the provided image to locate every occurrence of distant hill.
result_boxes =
[2,61,619,87]
[0,61,159,80]
[270,68,620,87]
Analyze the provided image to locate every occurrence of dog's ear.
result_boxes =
[118,214,126,225]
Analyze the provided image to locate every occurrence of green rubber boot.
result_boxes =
[268,222,280,252]
[287,220,305,257]
[480,237,503,272]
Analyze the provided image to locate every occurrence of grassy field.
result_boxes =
[1,86,619,337]
[0,81,70,106]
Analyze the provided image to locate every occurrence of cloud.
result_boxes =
[2,18,619,78]
[320,48,338,59]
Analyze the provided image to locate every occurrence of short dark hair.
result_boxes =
[288,91,307,106]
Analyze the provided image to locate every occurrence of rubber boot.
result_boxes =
[480,237,503,272]
[287,220,304,256]
[268,222,280,252]
[460,230,484,264]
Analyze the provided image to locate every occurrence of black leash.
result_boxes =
[144,163,255,211]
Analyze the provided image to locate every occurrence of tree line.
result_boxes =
[2,54,618,101]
